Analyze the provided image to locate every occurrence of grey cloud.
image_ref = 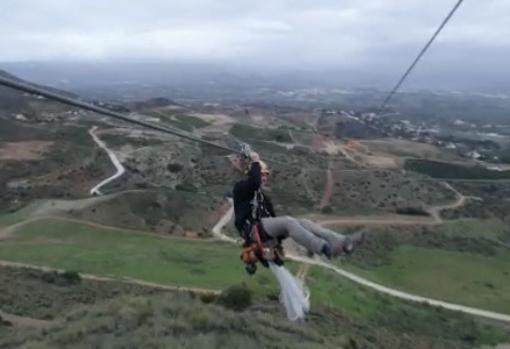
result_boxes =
[1,0,509,90]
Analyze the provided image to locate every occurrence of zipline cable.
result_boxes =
[379,0,465,112]
[0,74,242,154]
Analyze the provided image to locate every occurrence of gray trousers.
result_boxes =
[261,216,347,254]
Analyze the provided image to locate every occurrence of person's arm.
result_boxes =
[236,152,262,193]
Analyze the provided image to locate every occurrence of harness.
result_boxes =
[240,190,284,274]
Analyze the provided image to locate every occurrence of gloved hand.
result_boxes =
[240,245,258,265]
[250,151,260,162]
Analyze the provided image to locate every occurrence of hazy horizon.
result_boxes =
[1,0,509,93]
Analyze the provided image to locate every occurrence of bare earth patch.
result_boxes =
[189,113,235,126]
[361,155,398,168]
[0,141,53,160]
[360,138,442,159]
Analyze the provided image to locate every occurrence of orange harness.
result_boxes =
[240,223,284,269]
[240,223,266,264]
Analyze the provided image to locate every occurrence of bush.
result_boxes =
[321,205,333,214]
[0,315,12,327]
[167,163,183,173]
[199,293,218,304]
[217,284,252,311]
[41,270,81,286]
[61,271,82,285]
[175,182,198,192]
[396,207,430,216]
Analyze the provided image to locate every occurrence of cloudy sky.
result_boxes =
[1,0,508,84]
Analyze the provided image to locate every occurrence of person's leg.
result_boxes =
[297,219,364,255]
[261,216,326,254]
[296,219,347,246]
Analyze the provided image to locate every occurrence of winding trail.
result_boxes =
[0,216,214,243]
[209,198,510,323]
[0,309,54,329]
[1,177,505,323]
[299,169,316,204]
[211,198,237,243]
[317,180,472,227]
[286,254,510,323]
[0,260,220,295]
[89,126,126,196]
[319,161,334,209]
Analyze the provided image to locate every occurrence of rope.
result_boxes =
[379,0,465,112]
[0,74,241,154]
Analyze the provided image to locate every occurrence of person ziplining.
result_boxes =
[235,151,365,274]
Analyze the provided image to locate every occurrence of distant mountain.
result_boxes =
[0,69,77,98]
[128,97,182,111]
[0,69,78,114]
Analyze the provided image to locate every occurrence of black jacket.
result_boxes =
[233,162,276,234]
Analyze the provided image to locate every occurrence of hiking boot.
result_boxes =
[343,231,366,255]
[321,243,333,259]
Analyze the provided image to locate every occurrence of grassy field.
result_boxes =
[436,219,509,241]
[308,267,509,346]
[230,123,292,143]
[405,159,510,179]
[344,245,510,314]
[1,219,509,347]
[0,219,280,292]
[0,209,31,227]
[151,112,210,131]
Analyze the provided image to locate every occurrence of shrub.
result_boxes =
[175,182,198,192]
[167,163,183,173]
[41,270,81,286]
[396,207,430,216]
[61,271,82,285]
[0,315,12,327]
[216,284,252,311]
[321,205,333,214]
[199,293,218,304]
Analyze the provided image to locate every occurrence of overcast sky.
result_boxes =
[1,0,509,79]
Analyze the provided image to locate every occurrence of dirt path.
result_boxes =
[316,214,437,227]
[427,182,467,223]
[3,175,503,323]
[0,218,41,241]
[211,198,237,243]
[319,162,334,209]
[23,189,156,218]
[299,169,316,203]
[0,309,54,329]
[89,126,126,196]
[317,181,471,227]
[0,215,215,243]
[0,260,220,295]
[287,254,510,323]
[209,199,510,323]
[296,264,310,284]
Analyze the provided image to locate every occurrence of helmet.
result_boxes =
[259,160,270,175]
[247,160,270,175]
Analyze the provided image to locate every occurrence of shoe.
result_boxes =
[321,243,333,259]
[343,231,366,255]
